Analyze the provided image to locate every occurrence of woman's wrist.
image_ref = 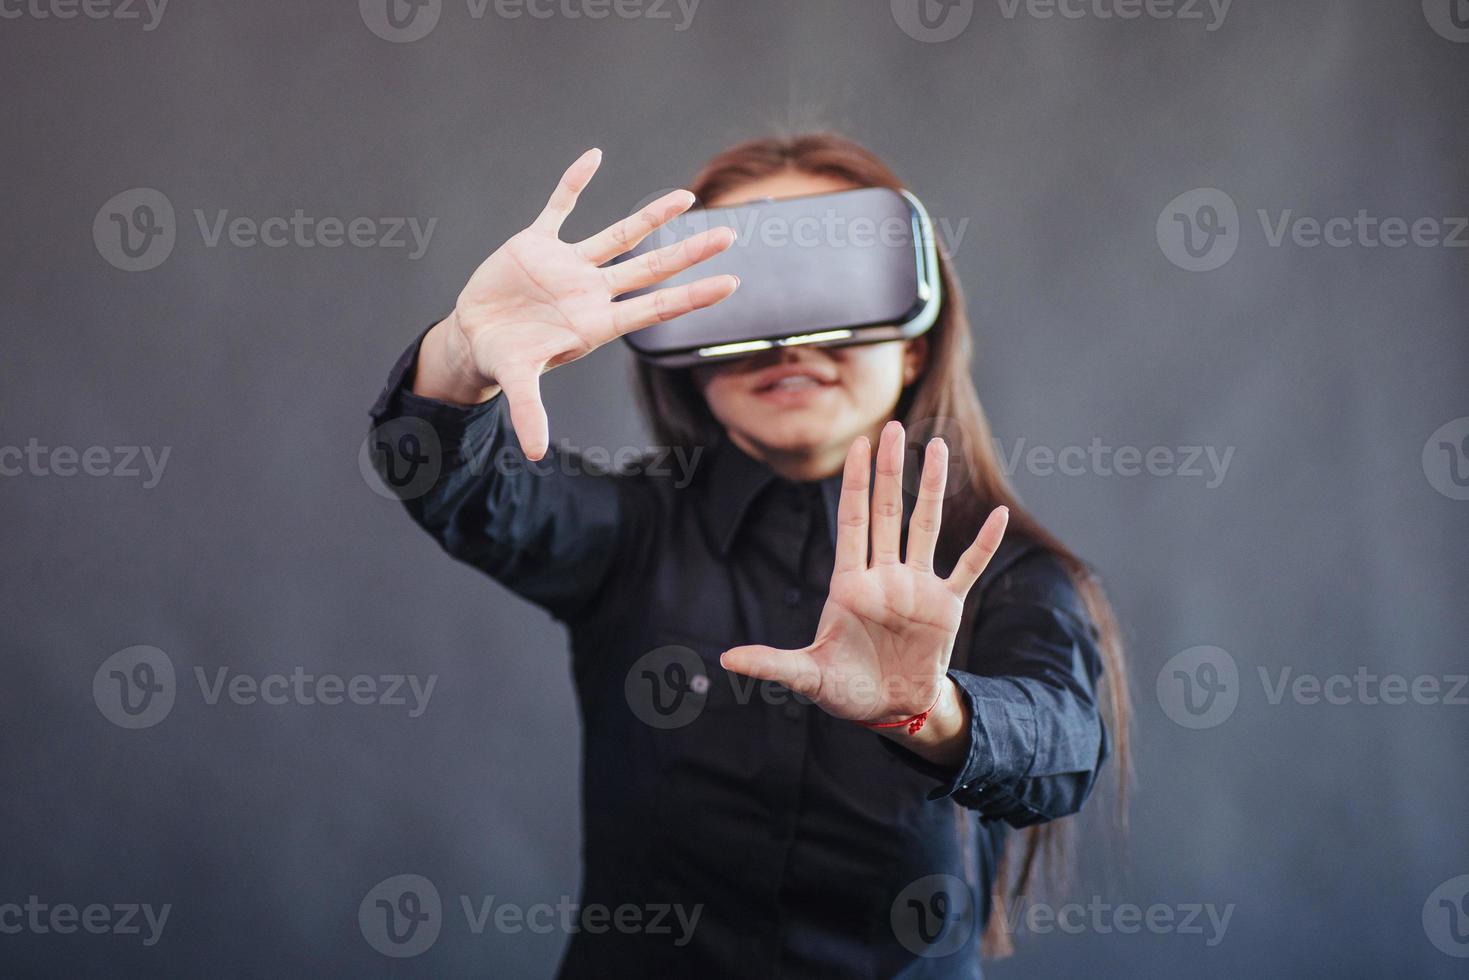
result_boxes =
[411,311,501,405]
[870,676,972,768]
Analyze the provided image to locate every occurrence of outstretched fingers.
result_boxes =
[576,188,696,265]
[602,225,736,296]
[532,148,602,237]
[946,506,1010,598]
[609,273,740,336]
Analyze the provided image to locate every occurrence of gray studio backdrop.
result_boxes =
[2,1,1466,976]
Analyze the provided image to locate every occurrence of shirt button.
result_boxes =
[782,587,802,607]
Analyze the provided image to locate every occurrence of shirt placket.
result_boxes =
[749,482,838,973]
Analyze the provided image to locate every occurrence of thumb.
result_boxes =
[719,645,821,698]
[496,361,549,460]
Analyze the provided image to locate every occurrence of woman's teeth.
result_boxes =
[771,376,819,391]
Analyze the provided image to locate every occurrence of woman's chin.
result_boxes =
[740,425,850,461]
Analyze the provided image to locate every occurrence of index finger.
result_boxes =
[531,148,602,237]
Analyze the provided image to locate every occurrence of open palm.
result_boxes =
[720,422,1009,724]
[449,148,739,458]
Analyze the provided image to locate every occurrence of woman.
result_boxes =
[369,133,1129,978]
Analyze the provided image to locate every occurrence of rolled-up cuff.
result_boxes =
[369,320,505,455]
[878,669,1040,817]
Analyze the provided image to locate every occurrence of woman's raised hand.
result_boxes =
[415,148,740,458]
[720,422,1009,728]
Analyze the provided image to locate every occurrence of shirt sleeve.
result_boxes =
[366,324,653,624]
[880,549,1110,827]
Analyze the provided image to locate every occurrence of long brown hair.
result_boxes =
[632,132,1131,958]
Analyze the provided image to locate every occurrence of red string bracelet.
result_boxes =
[858,690,944,735]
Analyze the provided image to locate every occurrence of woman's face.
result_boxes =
[693,171,928,481]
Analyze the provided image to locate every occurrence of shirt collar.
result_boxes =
[696,434,1041,600]
[699,435,845,557]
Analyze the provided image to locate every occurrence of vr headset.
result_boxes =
[616,186,942,368]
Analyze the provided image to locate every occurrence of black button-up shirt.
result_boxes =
[368,333,1109,979]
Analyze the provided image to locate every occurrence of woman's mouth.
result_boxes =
[752,370,837,405]
[766,375,822,392]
